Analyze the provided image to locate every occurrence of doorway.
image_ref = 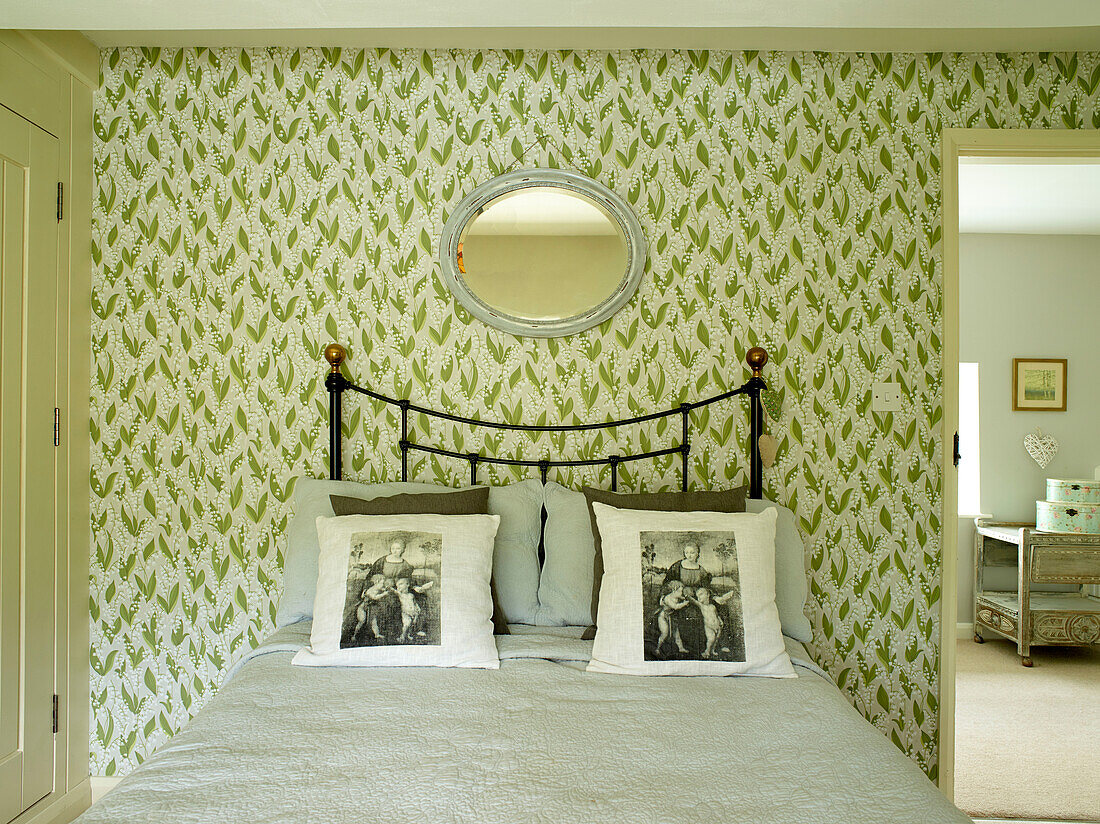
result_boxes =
[940,130,1100,821]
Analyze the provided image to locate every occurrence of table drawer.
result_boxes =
[976,603,1017,636]
[1031,546,1100,583]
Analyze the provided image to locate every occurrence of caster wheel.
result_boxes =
[973,633,984,644]
[1022,656,1033,667]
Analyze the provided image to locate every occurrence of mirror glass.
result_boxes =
[459,189,627,322]
[440,170,646,337]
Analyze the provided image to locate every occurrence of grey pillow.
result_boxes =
[537,482,600,626]
[745,498,813,643]
[276,478,544,628]
[329,488,510,635]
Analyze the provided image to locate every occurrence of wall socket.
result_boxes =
[871,382,902,412]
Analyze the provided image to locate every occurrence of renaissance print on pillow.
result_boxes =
[588,504,794,678]
[293,513,500,669]
[340,529,443,647]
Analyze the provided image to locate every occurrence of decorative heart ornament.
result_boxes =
[761,388,782,422]
[1024,428,1058,469]
[758,433,779,468]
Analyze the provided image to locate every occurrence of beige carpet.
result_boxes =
[954,638,1100,821]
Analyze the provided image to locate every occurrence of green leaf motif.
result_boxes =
[91,46,1100,780]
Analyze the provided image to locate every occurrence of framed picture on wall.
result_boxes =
[1012,358,1067,411]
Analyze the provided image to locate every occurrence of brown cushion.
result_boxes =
[329,488,509,635]
[330,488,490,517]
[579,485,748,639]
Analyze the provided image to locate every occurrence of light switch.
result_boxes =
[872,382,902,412]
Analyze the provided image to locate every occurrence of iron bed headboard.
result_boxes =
[324,343,769,498]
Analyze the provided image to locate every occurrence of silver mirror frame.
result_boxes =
[439,168,647,338]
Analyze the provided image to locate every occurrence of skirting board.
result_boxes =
[972,819,1100,824]
[956,622,975,640]
[90,777,122,805]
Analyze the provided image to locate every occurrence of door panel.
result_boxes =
[0,104,59,823]
[0,109,28,823]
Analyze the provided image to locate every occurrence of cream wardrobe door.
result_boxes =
[0,104,59,823]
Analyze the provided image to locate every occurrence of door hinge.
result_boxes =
[52,694,59,734]
[57,182,63,222]
[53,407,60,447]
[953,431,961,468]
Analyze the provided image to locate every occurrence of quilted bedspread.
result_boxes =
[77,626,970,824]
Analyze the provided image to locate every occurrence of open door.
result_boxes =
[940,128,1100,806]
[0,104,59,823]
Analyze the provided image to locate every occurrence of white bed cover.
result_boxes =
[77,625,971,824]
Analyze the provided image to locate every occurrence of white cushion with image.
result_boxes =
[277,478,543,627]
[293,513,500,669]
[587,504,793,678]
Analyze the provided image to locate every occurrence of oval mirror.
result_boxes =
[439,169,647,337]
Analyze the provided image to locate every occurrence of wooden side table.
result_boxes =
[973,519,1100,667]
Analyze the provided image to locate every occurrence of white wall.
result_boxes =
[957,233,1100,623]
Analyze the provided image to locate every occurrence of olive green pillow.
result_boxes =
[580,485,747,639]
[330,488,490,517]
[330,488,509,635]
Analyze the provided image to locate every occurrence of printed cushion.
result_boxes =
[537,481,746,628]
[587,504,794,677]
[330,488,510,635]
[293,513,500,669]
[277,478,543,628]
[580,485,747,636]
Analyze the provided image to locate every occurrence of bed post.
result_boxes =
[745,347,768,499]
[324,343,346,480]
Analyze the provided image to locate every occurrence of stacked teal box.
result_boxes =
[1037,479,1100,534]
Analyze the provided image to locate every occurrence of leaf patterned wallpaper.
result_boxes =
[91,47,1100,776]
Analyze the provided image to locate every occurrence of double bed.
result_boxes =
[79,625,967,824]
[76,346,968,823]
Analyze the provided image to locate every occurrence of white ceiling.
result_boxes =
[959,160,1100,235]
[6,0,1100,49]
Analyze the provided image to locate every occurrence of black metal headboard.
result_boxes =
[323,343,769,498]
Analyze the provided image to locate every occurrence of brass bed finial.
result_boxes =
[324,343,346,374]
[746,347,768,377]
